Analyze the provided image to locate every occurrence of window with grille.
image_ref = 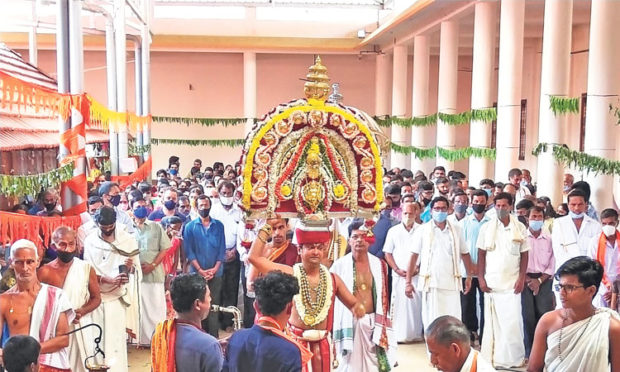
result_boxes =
[518,99,527,161]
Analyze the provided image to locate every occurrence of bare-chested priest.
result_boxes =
[38,227,101,372]
[249,221,365,372]
[0,239,74,372]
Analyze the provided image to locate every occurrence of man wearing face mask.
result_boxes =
[477,192,529,369]
[38,226,101,372]
[83,206,142,372]
[448,191,469,226]
[182,195,226,337]
[417,181,435,223]
[384,184,403,222]
[521,206,554,359]
[148,188,187,224]
[368,198,398,259]
[384,202,424,342]
[405,196,474,335]
[29,189,63,216]
[551,189,601,308]
[98,181,136,234]
[210,181,242,332]
[78,196,104,251]
[588,208,619,308]
[130,197,171,346]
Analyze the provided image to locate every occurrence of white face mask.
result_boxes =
[602,225,617,237]
[220,196,234,206]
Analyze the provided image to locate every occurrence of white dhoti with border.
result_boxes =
[139,281,166,345]
[392,275,423,342]
[481,290,525,368]
[421,288,462,331]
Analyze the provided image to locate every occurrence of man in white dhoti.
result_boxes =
[426,316,496,372]
[383,202,423,342]
[83,206,142,372]
[551,189,600,307]
[477,192,528,369]
[331,220,396,372]
[0,239,74,372]
[587,208,619,308]
[527,257,620,372]
[38,227,101,372]
[130,197,171,345]
[405,196,474,332]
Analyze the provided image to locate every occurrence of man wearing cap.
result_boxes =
[330,220,396,371]
[98,181,136,234]
[130,197,171,346]
[0,239,74,372]
[83,206,142,372]
[249,221,365,372]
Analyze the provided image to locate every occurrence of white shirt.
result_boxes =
[410,221,468,291]
[447,213,466,229]
[552,215,601,269]
[383,222,419,275]
[477,218,530,291]
[514,184,531,207]
[210,203,242,249]
[588,235,619,283]
[460,350,497,372]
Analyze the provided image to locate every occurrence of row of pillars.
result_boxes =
[375,0,620,209]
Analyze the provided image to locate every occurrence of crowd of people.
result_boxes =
[0,155,618,372]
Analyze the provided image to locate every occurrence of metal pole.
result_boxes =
[105,16,119,176]
[56,0,72,211]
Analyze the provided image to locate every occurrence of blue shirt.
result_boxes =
[148,208,187,223]
[462,213,491,264]
[183,217,226,277]
[175,323,223,372]
[420,204,432,223]
[369,210,398,259]
[223,325,302,372]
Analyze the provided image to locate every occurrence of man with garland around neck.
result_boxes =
[527,256,620,372]
[248,220,365,372]
[330,220,396,372]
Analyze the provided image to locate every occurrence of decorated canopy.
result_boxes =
[239,57,384,220]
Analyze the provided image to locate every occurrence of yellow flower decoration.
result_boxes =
[334,184,345,198]
[281,184,292,197]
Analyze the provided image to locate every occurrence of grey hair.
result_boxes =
[10,239,39,260]
[425,315,470,346]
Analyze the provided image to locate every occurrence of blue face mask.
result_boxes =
[133,206,148,219]
[568,210,585,219]
[110,194,121,207]
[454,204,468,214]
[484,188,493,197]
[432,210,448,223]
[529,220,544,232]
[164,200,177,210]
[169,169,178,176]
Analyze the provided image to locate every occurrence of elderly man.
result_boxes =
[477,192,529,368]
[131,197,171,345]
[527,257,620,372]
[426,316,496,372]
[38,227,101,372]
[83,207,142,372]
[0,239,73,372]
[331,221,396,371]
[249,221,365,372]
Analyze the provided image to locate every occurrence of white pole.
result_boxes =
[411,35,435,174]
[115,0,128,173]
[469,1,497,185]
[390,44,409,169]
[244,52,257,136]
[584,0,620,210]
[105,16,119,176]
[141,7,151,162]
[375,53,392,167]
[536,0,573,205]
[57,0,71,211]
[29,0,38,66]
[436,20,459,170]
[494,0,525,182]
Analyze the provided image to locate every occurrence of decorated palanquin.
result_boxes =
[239,57,384,220]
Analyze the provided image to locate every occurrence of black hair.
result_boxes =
[555,256,603,295]
[494,182,504,189]
[470,189,488,202]
[508,168,522,179]
[384,184,402,195]
[430,196,449,210]
[418,181,434,191]
[87,196,103,206]
[171,273,207,313]
[94,206,116,225]
[3,335,40,372]
[196,194,212,206]
[600,208,619,220]
[189,185,204,194]
[138,182,152,194]
[435,176,449,185]
[168,156,180,167]
[432,166,446,174]
[97,181,119,197]
[401,169,413,179]
[129,195,145,209]
[218,181,235,193]
[156,169,168,177]
[515,199,535,211]
[570,181,591,202]
[347,218,366,237]
[479,178,495,188]
[162,215,183,228]
[567,189,588,204]
[528,206,545,217]
[254,271,300,316]
[494,192,514,206]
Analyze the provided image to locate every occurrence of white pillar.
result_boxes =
[584,0,620,210]
[537,0,572,205]
[244,52,257,135]
[141,10,151,162]
[375,53,392,167]
[411,35,435,174]
[114,0,128,173]
[390,45,409,169]
[469,1,497,185]
[495,0,525,182]
[436,20,459,170]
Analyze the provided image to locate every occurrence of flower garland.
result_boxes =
[293,263,333,327]
[152,116,251,127]
[0,163,75,197]
[150,138,245,148]
[390,143,496,161]
[549,95,580,115]
[532,142,620,176]
[374,107,497,128]
[128,143,151,156]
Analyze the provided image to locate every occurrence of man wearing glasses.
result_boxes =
[527,256,620,372]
